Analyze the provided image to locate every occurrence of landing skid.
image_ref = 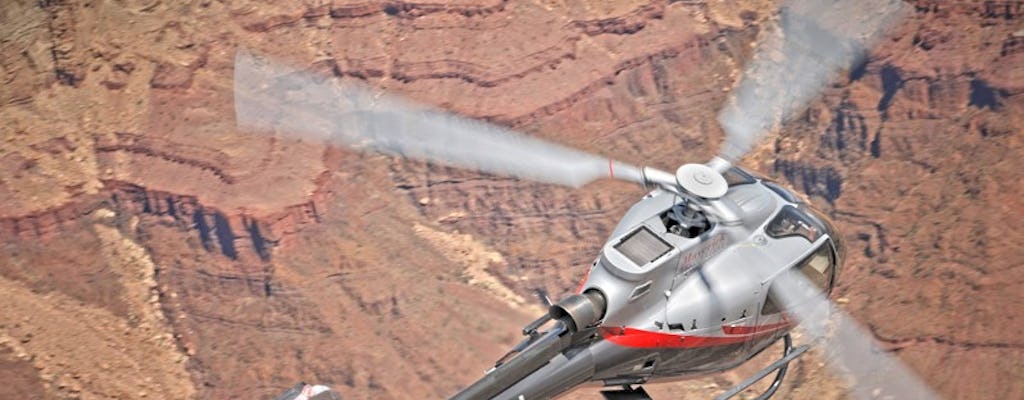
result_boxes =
[601,334,811,400]
[714,334,810,400]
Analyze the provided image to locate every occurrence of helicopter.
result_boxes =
[241,1,941,399]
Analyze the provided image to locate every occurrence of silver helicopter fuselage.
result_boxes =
[455,167,844,400]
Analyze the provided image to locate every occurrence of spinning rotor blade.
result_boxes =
[772,270,940,400]
[717,0,908,162]
[233,52,644,188]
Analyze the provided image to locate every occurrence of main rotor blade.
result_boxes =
[772,270,941,400]
[717,0,907,162]
[233,52,643,188]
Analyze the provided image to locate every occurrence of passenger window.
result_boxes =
[761,292,781,315]
[760,243,835,315]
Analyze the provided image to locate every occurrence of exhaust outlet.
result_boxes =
[549,290,606,332]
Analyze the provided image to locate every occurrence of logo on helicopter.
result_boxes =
[677,233,728,274]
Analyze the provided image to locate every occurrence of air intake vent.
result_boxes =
[614,227,672,267]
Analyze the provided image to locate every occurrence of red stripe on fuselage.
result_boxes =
[600,321,792,349]
[721,320,792,335]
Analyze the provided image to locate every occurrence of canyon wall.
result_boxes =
[1,0,1021,399]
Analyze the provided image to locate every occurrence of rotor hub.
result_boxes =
[676,164,728,199]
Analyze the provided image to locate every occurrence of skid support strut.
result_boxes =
[714,334,811,400]
[601,334,811,400]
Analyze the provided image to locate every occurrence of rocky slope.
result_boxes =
[0,0,1021,399]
